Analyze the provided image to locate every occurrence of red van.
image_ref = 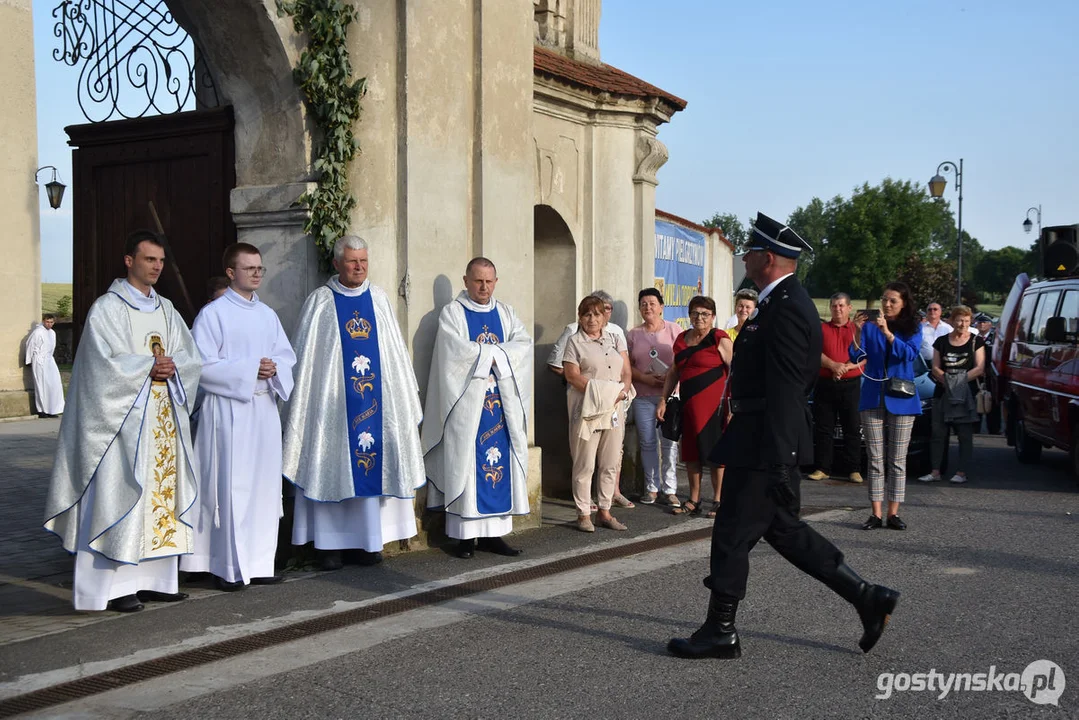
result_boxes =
[993,272,1079,478]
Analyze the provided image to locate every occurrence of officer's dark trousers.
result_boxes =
[812,376,862,472]
[706,466,845,600]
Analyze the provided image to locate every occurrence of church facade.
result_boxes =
[2,0,734,529]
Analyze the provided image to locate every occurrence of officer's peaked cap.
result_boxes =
[744,212,813,259]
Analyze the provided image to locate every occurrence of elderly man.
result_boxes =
[282,236,425,570]
[44,230,200,612]
[807,293,865,483]
[25,313,65,417]
[668,212,898,660]
[920,302,953,363]
[423,257,532,559]
[182,243,296,591]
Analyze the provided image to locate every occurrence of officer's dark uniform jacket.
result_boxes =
[713,274,823,470]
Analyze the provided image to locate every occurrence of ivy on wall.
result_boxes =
[277,0,366,265]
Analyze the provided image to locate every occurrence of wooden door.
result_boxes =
[67,107,236,338]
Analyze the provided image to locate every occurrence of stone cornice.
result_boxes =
[533,75,675,131]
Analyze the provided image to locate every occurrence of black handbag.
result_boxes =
[885,377,916,399]
[658,395,683,441]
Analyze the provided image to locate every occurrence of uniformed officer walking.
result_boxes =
[668,212,899,659]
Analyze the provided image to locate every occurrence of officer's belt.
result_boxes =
[729,398,766,414]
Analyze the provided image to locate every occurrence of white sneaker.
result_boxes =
[949,474,968,484]
[917,473,940,482]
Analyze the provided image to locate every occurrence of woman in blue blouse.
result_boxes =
[850,282,922,531]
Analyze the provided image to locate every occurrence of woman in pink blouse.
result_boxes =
[627,288,684,506]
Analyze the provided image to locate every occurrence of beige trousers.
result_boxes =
[569,406,626,516]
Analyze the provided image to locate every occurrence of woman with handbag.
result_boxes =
[918,305,985,485]
[851,281,922,531]
[656,296,733,517]
[627,288,684,507]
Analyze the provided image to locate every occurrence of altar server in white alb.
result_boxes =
[181,243,296,591]
[44,231,200,612]
[25,313,65,417]
[282,235,425,570]
[423,258,532,559]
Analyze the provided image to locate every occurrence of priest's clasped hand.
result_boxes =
[150,355,177,381]
[257,358,277,379]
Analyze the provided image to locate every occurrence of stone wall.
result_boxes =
[0,0,40,417]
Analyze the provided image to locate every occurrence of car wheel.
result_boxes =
[1015,418,1042,464]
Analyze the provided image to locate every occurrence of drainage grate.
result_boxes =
[0,526,717,718]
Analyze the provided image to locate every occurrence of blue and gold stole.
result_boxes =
[462,304,512,515]
[333,289,383,497]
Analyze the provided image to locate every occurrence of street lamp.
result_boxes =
[1024,205,1042,276]
[34,166,66,210]
[928,159,963,306]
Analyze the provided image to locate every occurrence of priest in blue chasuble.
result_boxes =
[423,257,533,559]
[282,235,425,570]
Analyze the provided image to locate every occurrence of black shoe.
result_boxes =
[477,536,522,557]
[886,515,907,531]
[318,550,343,571]
[107,594,144,613]
[352,549,383,566]
[861,515,883,530]
[456,539,476,559]
[136,590,188,603]
[667,596,742,659]
[827,563,900,654]
[214,577,246,592]
[250,575,284,585]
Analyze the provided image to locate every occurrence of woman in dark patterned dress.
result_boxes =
[656,296,733,516]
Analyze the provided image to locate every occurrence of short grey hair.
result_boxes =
[590,289,614,306]
[333,235,369,261]
[829,292,851,304]
[734,288,758,304]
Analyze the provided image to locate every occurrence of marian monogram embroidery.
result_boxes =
[475,325,500,345]
[345,311,372,339]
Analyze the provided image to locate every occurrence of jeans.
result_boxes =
[632,396,679,494]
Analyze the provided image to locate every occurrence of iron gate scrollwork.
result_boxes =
[52,0,219,123]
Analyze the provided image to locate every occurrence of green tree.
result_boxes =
[702,212,749,253]
[897,253,957,310]
[973,246,1031,298]
[815,178,941,301]
[787,196,840,292]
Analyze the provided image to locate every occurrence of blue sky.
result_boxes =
[34,0,1078,281]
[601,0,1077,252]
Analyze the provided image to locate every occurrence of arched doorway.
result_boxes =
[534,204,576,498]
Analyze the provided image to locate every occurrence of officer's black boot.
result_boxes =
[667,595,741,659]
[828,563,900,653]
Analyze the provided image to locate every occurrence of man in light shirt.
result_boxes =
[919,302,952,363]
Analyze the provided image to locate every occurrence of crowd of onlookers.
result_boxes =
[549,284,996,534]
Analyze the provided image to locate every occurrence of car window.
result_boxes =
[1015,292,1039,343]
[1031,290,1062,344]
[1059,290,1079,333]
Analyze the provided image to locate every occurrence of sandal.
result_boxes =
[706,501,721,519]
[673,499,701,516]
[612,494,636,509]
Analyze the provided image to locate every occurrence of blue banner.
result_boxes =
[332,289,384,497]
[655,219,707,329]
[461,304,512,515]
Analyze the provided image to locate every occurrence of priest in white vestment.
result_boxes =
[44,231,200,612]
[282,235,425,570]
[25,313,65,416]
[181,243,296,590]
[423,258,532,559]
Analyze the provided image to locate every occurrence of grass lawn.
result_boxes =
[42,283,73,316]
